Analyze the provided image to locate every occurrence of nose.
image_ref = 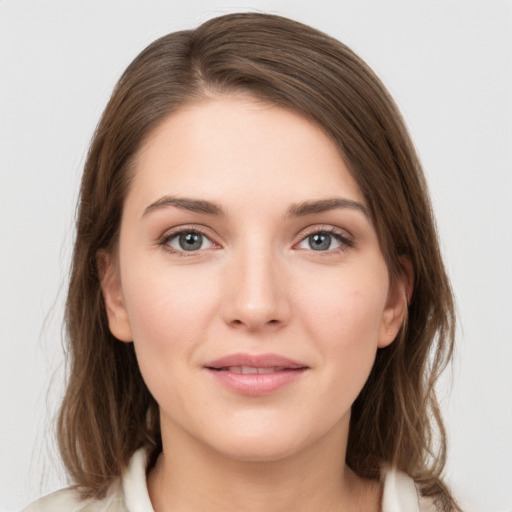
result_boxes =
[221,246,291,332]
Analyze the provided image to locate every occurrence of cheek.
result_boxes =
[120,261,219,368]
[120,262,223,419]
[299,261,388,338]
[296,261,389,386]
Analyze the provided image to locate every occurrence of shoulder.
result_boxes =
[21,449,152,512]
[21,481,128,512]
[382,467,439,512]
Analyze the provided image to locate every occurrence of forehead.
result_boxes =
[128,95,365,211]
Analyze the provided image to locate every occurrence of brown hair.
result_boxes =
[58,12,458,510]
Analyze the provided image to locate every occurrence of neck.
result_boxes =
[147,417,381,512]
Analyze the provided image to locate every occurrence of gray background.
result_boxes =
[1,1,511,511]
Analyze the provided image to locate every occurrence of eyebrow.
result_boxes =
[143,196,224,217]
[286,198,370,218]
[142,195,370,219]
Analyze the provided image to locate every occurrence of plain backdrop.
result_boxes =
[1,1,511,511]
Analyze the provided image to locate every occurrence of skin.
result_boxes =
[100,95,409,511]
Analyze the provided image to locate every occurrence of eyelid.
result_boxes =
[156,223,354,255]
[294,225,354,251]
[157,224,221,255]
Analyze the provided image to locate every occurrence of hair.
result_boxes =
[58,12,458,510]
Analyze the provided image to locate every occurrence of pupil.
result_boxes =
[309,233,331,251]
[179,233,202,251]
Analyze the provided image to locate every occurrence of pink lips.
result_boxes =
[205,353,308,396]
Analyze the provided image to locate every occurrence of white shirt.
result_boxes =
[22,449,436,511]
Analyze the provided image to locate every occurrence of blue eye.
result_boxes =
[309,233,337,251]
[297,230,350,252]
[166,231,214,252]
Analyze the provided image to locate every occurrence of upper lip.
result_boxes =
[205,353,307,370]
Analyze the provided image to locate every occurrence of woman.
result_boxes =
[24,12,459,512]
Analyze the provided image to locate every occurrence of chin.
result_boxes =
[201,418,323,463]
[217,436,305,463]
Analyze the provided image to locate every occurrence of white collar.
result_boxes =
[381,466,422,511]
[122,448,421,512]
[122,449,154,512]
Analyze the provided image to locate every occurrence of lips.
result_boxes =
[206,353,306,370]
[204,353,308,396]
[217,366,291,374]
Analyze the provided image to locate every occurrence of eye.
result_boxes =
[165,230,214,252]
[296,229,352,252]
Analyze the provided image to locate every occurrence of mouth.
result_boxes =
[205,352,307,371]
[211,366,300,374]
[204,353,308,396]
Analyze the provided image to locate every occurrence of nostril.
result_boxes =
[229,318,281,329]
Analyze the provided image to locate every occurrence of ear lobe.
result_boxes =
[378,257,414,348]
[97,250,133,342]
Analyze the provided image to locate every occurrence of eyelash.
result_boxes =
[158,226,215,257]
[157,225,354,256]
[297,226,354,253]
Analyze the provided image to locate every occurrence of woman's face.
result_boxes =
[101,95,406,461]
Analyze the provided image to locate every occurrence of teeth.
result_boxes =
[257,367,278,374]
[224,366,285,374]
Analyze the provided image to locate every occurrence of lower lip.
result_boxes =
[206,369,306,396]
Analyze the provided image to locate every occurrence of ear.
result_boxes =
[97,250,133,342]
[378,256,414,348]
